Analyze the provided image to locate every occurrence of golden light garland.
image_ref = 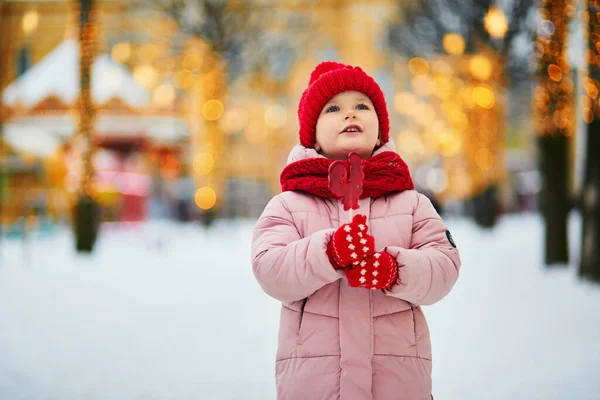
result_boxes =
[582,0,600,124]
[534,0,576,137]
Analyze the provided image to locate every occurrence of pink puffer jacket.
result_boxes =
[252,140,461,400]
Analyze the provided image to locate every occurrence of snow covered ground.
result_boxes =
[0,212,598,400]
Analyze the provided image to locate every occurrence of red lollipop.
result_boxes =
[328,152,365,211]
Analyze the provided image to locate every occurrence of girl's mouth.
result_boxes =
[341,124,362,134]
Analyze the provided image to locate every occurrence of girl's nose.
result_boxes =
[344,111,357,120]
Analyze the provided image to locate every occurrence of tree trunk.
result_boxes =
[472,185,500,228]
[538,135,570,265]
[74,0,99,253]
[579,119,600,281]
[534,0,573,266]
[74,195,100,252]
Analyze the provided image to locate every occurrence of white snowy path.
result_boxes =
[0,213,598,400]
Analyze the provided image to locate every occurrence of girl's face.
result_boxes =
[315,91,379,160]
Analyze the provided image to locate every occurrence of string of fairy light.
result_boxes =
[73,0,98,198]
[398,24,505,200]
[534,0,575,137]
[582,0,600,124]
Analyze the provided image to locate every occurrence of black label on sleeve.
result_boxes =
[446,230,457,248]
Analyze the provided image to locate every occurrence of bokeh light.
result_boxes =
[202,99,224,121]
[443,33,465,55]
[474,148,494,171]
[264,105,287,129]
[548,64,562,82]
[195,187,216,210]
[484,6,509,38]
[138,43,159,63]
[394,92,417,114]
[152,84,176,108]
[245,121,268,144]
[173,69,193,90]
[408,58,429,76]
[22,9,39,34]
[133,65,159,89]
[473,85,496,109]
[219,108,249,134]
[193,153,215,176]
[469,55,493,81]
[183,53,204,71]
[433,75,453,100]
[111,42,131,64]
[411,76,435,97]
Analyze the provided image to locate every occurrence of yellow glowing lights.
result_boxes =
[474,148,494,171]
[411,76,435,97]
[265,105,287,128]
[585,81,599,99]
[408,58,429,76]
[437,130,463,157]
[484,7,509,38]
[22,9,39,35]
[396,130,425,158]
[433,76,453,100]
[193,153,215,175]
[583,108,595,124]
[548,64,563,82]
[473,85,496,109]
[152,84,176,108]
[446,109,469,131]
[138,43,158,63]
[394,92,416,114]
[245,121,268,144]
[458,87,475,109]
[111,42,131,64]
[469,55,493,81]
[183,53,204,71]
[219,108,249,134]
[133,65,159,89]
[195,187,216,210]
[443,33,465,55]
[202,99,224,121]
[173,69,195,90]
[580,95,592,109]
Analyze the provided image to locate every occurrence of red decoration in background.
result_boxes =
[328,152,365,211]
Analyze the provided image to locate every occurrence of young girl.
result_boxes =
[252,61,461,400]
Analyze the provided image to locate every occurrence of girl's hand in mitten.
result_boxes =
[327,214,375,270]
[345,252,398,290]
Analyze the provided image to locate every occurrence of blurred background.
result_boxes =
[0,0,599,399]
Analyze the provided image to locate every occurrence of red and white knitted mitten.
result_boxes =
[327,214,375,270]
[345,252,398,290]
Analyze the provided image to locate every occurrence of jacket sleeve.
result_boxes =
[382,193,461,306]
[251,195,345,303]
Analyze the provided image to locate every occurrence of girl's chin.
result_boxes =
[331,146,373,159]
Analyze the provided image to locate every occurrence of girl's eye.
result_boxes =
[325,105,339,113]
[356,103,369,110]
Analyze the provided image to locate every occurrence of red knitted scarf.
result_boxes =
[280,151,414,199]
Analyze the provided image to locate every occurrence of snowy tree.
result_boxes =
[74,0,101,253]
[579,0,600,281]
[388,0,536,228]
[533,0,575,265]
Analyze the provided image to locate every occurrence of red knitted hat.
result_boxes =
[297,61,390,148]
